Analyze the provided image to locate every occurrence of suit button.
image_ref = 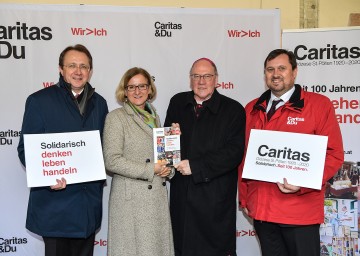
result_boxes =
[148,185,152,189]
[146,159,150,163]
[162,182,166,186]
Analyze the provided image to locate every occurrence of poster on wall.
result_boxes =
[0,4,280,255]
[283,27,360,256]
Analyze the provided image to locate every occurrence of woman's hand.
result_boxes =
[155,163,171,177]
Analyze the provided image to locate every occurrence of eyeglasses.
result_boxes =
[190,74,216,81]
[126,84,149,92]
[63,63,90,72]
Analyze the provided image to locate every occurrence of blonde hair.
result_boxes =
[115,67,157,103]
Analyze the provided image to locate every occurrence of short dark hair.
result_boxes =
[264,49,297,70]
[59,44,93,70]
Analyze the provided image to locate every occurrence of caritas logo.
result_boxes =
[216,81,234,90]
[0,236,28,253]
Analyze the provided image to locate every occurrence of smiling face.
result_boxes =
[190,59,218,103]
[125,74,151,109]
[264,53,297,97]
[59,50,92,93]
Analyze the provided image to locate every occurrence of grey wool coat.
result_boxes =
[103,103,174,256]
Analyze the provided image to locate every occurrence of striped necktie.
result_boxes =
[267,99,282,120]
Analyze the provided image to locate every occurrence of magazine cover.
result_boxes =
[153,127,181,167]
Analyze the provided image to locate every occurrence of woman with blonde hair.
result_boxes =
[103,67,174,256]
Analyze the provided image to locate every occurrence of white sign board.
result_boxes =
[24,130,106,187]
[242,129,328,189]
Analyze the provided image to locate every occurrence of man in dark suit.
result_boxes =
[18,44,108,256]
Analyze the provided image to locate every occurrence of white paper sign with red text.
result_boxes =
[242,129,328,190]
[24,130,106,187]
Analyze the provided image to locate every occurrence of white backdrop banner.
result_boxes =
[0,4,281,255]
[283,27,360,255]
[282,27,360,165]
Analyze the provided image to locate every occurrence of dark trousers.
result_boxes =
[254,220,320,256]
[43,233,95,256]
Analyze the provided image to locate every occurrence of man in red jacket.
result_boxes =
[238,49,344,256]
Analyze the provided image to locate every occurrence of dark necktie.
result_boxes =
[75,93,83,103]
[267,99,282,120]
[195,104,203,117]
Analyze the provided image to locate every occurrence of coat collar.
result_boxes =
[56,75,96,118]
[123,102,160,137]
[252,84,304,113]
[57,74,95,100]
[184,89,221,115]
